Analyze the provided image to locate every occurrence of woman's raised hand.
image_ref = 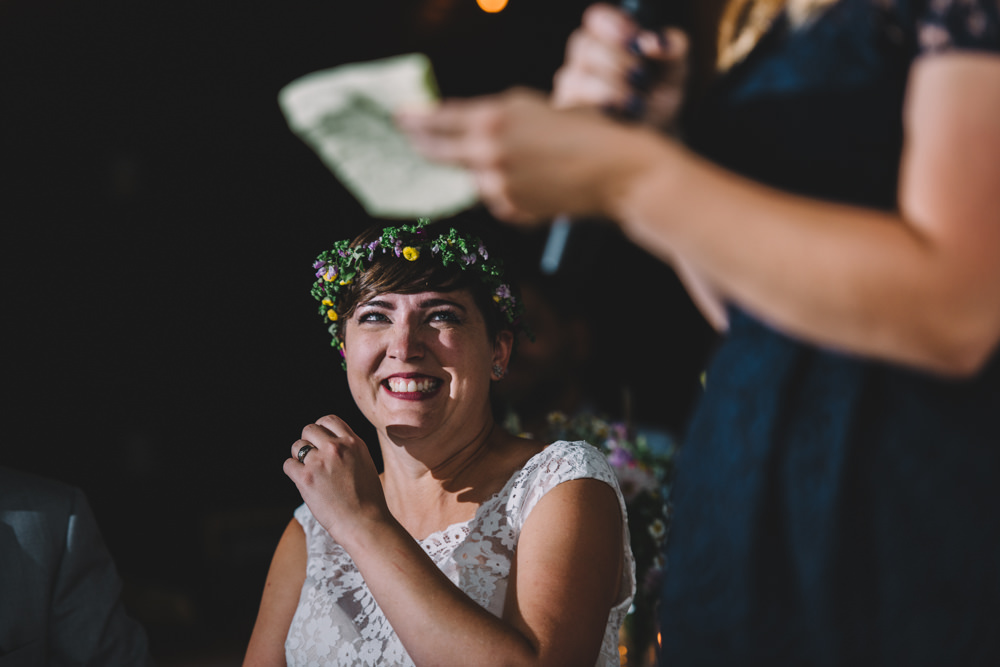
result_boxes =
[553,3,689,131]
[397,89,665,224]
[283,415,389,546]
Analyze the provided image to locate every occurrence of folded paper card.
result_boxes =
[278,53,478,220]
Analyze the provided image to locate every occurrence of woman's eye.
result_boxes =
[358,311,389,323]
[429,310,461,324]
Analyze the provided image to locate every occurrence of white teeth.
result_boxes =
[386,377,438,393]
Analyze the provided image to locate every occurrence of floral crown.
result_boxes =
[311,218,526,366]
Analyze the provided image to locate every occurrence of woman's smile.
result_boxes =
[382,374,444,399]
[342,289,506,437]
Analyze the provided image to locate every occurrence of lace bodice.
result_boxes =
[285,440,636,666]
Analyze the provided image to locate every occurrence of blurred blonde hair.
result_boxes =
[717,0,840,70]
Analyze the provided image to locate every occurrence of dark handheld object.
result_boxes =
[541,0,679,274]
[620,0,669,30]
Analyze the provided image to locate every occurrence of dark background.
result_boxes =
[1,0,713,662]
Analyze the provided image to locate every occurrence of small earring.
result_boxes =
[492,364,506,380]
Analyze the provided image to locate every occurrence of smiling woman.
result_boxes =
[345,289,500,444]
[243,219,636,667]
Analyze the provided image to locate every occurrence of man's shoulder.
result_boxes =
[0,466,81,526]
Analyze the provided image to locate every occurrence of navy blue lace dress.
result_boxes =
[659,1,1000,664]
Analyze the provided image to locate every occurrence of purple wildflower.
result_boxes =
[495,284,512,299]
[608,446,634,468]
[612,423,629,442]
[461,253,476,265]
[478,242,488,259]
[614,464,658,502]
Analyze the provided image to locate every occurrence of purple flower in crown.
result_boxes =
[312,219,531,371]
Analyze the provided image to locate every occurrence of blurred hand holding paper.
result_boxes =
[278,53,478,220]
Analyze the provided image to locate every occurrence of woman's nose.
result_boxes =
[387,323,425,361]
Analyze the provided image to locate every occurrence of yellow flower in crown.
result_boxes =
[311,218,529,371]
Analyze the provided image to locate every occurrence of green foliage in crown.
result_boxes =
[311,218,525,368]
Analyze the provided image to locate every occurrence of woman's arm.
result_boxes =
[334,479,623,666]
[399,53,1000,376]
[612,51,1000,376]
[243,519,307,667]
[285,417,624,666]
[501,478,625,664]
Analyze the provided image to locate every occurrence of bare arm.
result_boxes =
[243,519,307,667]
[285,417,624,666]
[399,53,1000,375]
[337,479,622,666]
[611,52,1000,375]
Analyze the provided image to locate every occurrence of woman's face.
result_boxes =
[343,288,512,442]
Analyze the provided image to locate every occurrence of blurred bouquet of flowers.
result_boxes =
[541,410,676,663]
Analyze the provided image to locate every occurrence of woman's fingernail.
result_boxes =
[622,94,645,121]
[626,35,643,56]
[601,102,619,118]
[626,64,652,91]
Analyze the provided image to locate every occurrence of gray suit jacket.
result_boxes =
[0,467,153,666]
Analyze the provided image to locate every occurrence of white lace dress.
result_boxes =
[285,440,636,666]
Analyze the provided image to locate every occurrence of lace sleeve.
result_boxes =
[915,0,1000,53]
[506,440,627,532]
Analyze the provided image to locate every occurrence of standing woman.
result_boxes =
[398,0,1000,663]
[244,220,634,666]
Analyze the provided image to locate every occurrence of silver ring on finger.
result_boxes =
[297,443,315,464]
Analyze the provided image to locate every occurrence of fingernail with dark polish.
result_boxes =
[622,94,645,121]
[626,64,652,91]
[626,35,642,56]
[601,102,620,118]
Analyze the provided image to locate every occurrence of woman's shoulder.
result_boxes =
[524,440,617,479]
[502,440,623,521]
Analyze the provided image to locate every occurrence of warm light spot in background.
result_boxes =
[477,0,508,13]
